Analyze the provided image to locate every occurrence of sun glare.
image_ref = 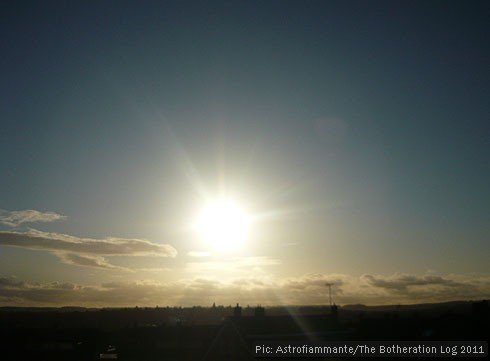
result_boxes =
[195,199,249,251]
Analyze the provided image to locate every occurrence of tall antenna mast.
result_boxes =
[325,283,333,306]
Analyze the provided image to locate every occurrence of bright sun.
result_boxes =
[195,199,249,251]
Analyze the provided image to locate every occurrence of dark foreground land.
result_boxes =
[0,300,488,360]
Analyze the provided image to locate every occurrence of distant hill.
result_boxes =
[342,300,478,311]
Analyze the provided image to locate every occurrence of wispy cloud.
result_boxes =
[0,229,177,256]
[185,256,281,278]
[0,209,66,227]
[187,251,211,258]
[54,252,131,271]
[0,229,177,270]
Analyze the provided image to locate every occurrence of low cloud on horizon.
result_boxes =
[0,272,488,308]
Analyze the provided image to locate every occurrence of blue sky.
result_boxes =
[0,1,489,307]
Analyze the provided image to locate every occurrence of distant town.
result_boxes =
[1,300,488,360]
